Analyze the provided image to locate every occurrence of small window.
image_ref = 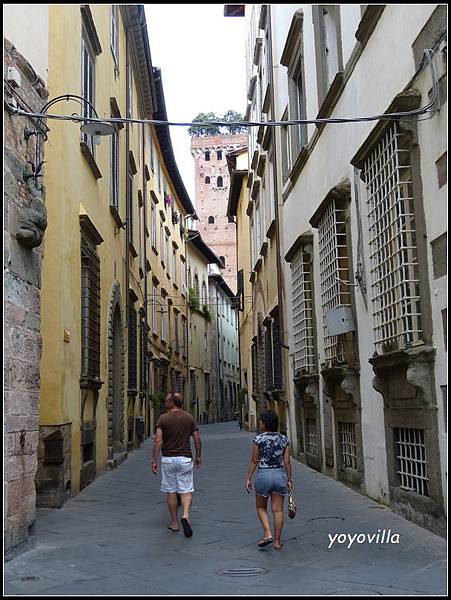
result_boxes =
[220,255,225,266]
[228,216,234,223]
[217,176,223,188]
[205,176,210,184]
[205,151,210,161]
[217,150,222,160]
[208,216,215,224]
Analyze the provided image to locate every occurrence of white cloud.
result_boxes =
[145,4,246,201]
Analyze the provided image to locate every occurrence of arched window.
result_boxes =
[219,255,226,266]
[194,274,200,298]
[217,150,222,160]
[201,281,207,305]
[205,151,210,161]
[217,176,223,188]
[208,216,215,224]
[205,176,210,184]
[188,266,192,289]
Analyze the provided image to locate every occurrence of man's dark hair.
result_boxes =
[260,410,279,432]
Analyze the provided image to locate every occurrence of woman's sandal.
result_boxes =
[273,542,283,550]
[257,537,273,548]
[167,525,179,532]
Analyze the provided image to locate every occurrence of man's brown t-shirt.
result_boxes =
[156,410,199,457]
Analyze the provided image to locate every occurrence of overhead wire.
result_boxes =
[6,47,440,130]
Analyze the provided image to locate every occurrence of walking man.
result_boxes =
[152,392,202,537]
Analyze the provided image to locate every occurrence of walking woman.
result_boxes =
[246,410,292,550]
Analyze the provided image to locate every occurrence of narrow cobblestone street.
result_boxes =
[4,423,447,596]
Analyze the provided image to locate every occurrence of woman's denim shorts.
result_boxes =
[254,467,288,497]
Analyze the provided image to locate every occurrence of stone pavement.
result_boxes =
[4,422,447,596]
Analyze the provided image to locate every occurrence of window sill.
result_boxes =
[152,245,158,256]
[109,205,123,228]
[266,219,276,239]
[80,141,102,180]
[129,241,138,258]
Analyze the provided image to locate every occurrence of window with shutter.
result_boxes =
[128,294,137,391]
[80,233,101,381]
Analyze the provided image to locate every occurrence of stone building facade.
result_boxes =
[4,16,49,555]
[191,133,247,293]
[239,4,447,535]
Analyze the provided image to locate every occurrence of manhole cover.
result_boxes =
[216,567,269,578]
[20,576,40,581]
[309,516,346,521]
[327,589,382,595]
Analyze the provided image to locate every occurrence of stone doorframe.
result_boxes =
[107,281,125,462]
[294,374,322,471]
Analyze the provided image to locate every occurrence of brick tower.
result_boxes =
[191,133,247,293]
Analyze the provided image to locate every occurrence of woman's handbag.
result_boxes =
[288,491,297,519]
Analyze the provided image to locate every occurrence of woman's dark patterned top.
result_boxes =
[253,432,290,469]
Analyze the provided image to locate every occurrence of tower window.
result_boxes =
[205,151,210,161]
[205,176,210,184]
[220,255,226,266]
[217,176,223,188]
[208,216,215,224]
[217,150,222,160]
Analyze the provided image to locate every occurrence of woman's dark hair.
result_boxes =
[260,410,279,432]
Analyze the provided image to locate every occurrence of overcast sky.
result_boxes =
[145,4,247,202]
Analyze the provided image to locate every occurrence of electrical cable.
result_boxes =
[6,47,440,130]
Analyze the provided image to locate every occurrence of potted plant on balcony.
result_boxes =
[188,287,199,311]
[202,304,212,322]
[164,193,172,208]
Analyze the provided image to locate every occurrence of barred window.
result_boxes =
[364,123,422,353]
[128,294,137,390]
[190,371,197,404]
[318,198,352,366]
[251,341,258,396]
[174,311,179,352]
[139,309,146,392]
[306,418,318,456]
[291,246,315,374]
[272,312,283,389]
[265,322,274,390]
[81,233,101,380]
[394,427,429,496]
[339,422,357,469]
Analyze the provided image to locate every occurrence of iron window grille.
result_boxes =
[271,312,283,389]
[80,234,101,380]
[265,322,274,390]
[339,422,357,469]
[364,123,422,353]
[291,247,316,374]
[306,418,318,456]
[394,427,429,496]
[128,296,137,390]
[318,198,352,366]
[174,312,180,352]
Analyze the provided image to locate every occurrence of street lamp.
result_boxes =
[20,94,115,189]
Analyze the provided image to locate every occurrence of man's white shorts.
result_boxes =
[160,456,194,493]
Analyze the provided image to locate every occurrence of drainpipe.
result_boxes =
[267,6,290,418]
[142,123,149,431]
[125,26,130,347]
[215,282,221,422]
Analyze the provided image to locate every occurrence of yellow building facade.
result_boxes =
[186,232,223,424]
[38,5,194,505]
